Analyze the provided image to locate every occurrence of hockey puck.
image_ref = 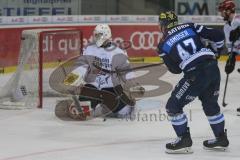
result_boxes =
[237,68,240,73]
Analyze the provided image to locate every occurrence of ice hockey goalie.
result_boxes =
[51,24,141,121]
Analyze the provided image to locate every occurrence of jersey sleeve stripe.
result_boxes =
[216,40,224,44]
[159,53,166,57]
[216,43,224,48]
[196,25,203,33]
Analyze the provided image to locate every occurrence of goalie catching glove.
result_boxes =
[63,66,88,86]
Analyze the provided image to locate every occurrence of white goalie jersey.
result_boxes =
[224,14,240,54]
[82,43,130,89]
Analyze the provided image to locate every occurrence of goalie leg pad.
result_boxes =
[102,86,135,113]
[68,100,92,120]
[113,85,136,106]
[79,84,101,110]
[55,99,93,121]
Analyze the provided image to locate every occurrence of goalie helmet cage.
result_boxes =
[0,28,83,109]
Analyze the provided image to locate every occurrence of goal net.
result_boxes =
[0,28,83,109]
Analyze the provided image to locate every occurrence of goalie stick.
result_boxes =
[93,62,164,74]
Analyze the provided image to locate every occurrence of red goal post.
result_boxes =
[0,28,83,109]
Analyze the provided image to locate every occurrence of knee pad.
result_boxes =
[202,103,220,116]
[166,110,184,118]
[166,97,183,116]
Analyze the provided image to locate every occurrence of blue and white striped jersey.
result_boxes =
[157,23,225,74]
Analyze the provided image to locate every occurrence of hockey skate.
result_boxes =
[203,130,229,151]
[237,107,240,116]
[166,128,193,154]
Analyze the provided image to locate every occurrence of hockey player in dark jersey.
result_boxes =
[157,11,229,153]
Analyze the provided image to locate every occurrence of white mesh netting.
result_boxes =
[0,29,82,109]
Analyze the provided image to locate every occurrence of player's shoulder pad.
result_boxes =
[83,43,97,55]
[192,23,201,29]
[235,14,240,20]
[179,22,194,27]
[85,42,97,50]
[186,22,194,26]
[233,14,240,26]
[192,23,211,33]
[110,44,126,55]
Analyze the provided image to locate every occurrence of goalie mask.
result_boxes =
[93,24,112,47]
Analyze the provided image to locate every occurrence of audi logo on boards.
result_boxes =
[130,31,163,50]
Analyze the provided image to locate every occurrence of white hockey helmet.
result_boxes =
[93,24,112,47]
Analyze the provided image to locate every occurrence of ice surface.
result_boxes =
[0,62,239,160]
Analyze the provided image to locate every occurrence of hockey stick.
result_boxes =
[93,62,164,74]
[222,74,229,107]
[222,42,234,107]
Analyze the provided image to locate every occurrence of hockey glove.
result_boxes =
[207,45,224,59]
[216,47,225,59]
[63,66,87,86]
[225,52,237,74]
[229,27,240,42]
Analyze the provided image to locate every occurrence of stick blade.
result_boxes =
[222,102,228,107]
